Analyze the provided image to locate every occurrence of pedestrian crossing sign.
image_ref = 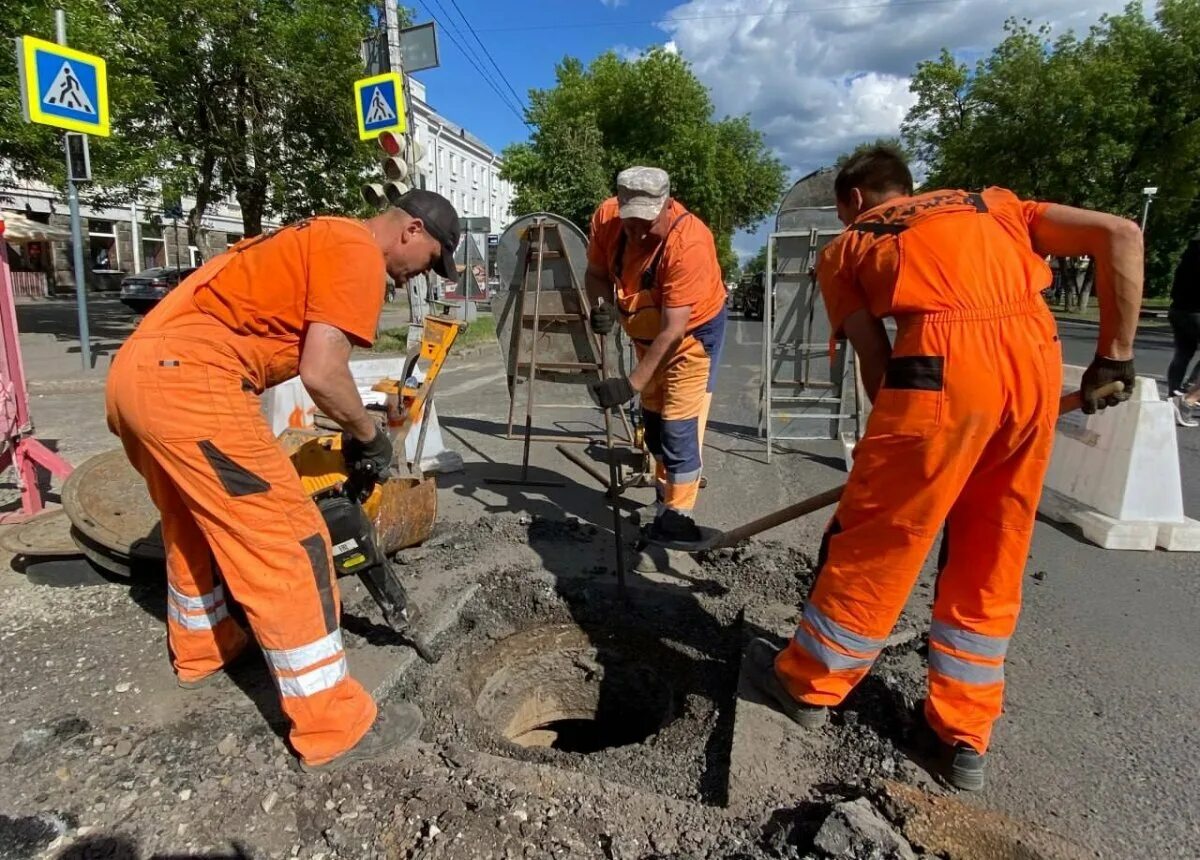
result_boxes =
[16,36,110,137]
[354,72,406,141]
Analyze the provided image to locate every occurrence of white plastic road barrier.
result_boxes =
[260,358,463,475]
[1041,365,1200,551]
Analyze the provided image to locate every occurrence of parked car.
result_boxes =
[119,266,198,314]
[740,272,765,320]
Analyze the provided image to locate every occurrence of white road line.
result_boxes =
[437,370,507,398]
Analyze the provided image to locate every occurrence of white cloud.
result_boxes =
[599,0,628,7]
[662,0,1137,177]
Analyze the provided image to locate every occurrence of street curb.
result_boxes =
[1052,314,1170,331]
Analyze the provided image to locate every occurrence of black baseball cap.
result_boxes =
[396,189,460,279]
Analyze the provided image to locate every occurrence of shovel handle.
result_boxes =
[709,382,1123,551]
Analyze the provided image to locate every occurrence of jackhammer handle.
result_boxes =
[710,383,1122,551]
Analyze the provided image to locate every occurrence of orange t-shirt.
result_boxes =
[817,187,1052,333]
[587,197,726,330]
[139,217,387,390]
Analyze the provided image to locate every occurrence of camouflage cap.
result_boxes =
[616,166,669,221]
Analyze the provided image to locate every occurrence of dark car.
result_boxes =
[119,266,198,313]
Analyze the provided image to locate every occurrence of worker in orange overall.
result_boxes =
[743,148,1143,790]
[585,167,728,544]
[105,191,460,771]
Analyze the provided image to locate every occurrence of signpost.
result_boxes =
[15,15,109,369]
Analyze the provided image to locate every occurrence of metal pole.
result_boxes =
[1140,195,1154,232]
[57,10,91,370]
[599,334,628,602]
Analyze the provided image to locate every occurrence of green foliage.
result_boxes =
[743,244,769,278]
[1,0,385,237]
[500,48,786,278]
[902,3,1200,293]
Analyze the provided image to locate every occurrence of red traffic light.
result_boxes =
[378,131,403,157]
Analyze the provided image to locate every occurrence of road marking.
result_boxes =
[437,370,506,398]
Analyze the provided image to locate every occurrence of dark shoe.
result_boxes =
[299,700,423,773]
[647,509,702,543]
[742,638,828,729]
[943,742,986,791]
[176,640,253,690]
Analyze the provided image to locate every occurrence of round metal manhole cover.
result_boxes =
[62,449,163,561]
[0,508,80,557]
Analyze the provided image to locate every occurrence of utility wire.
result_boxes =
[476,0,971,33]
[445,0,528,114]
[416,0,529,125]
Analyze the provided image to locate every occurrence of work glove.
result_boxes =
[1080,354,1135,415]
[342,428,394,482]
[589,376,635,410]
[590,304,616,336]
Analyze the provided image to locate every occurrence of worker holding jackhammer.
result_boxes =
[105,191,460,771]
[743,148,1143,790]
[585,167,728,544]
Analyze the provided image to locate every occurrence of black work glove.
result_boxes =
[342,429,394,481]
[589,376,635,410]
[1080,354,1135,415]
[590,304,616,336]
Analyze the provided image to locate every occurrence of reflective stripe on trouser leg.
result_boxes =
[118,437,248,682]
[105,337,378,766]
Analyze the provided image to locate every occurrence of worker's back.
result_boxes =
[131,216,385,390]
[819,187,1053,325]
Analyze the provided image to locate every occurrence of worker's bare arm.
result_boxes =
[842,309,892,404]
[1030,204,1143,360]
[586,263,612,307]
[299,322,377,442]
[629,305,690,392]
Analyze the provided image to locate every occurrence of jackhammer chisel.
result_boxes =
[316,462,438,663]
[648,382,1125,554]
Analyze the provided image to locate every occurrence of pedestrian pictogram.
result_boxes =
[15,36,110,136]
[354,72,406,141]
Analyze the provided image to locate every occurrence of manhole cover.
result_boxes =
[471,624,674,755]
[62,449,161,559]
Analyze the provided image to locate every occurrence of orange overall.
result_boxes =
[105,218,386,765]
[588,198,727,514]
[774,188,1062,753]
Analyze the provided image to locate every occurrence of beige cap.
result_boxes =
[617,166,669,221]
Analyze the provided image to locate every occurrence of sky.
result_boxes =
[408,0,1140,259]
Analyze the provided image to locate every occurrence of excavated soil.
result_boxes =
[0,514,1024,860]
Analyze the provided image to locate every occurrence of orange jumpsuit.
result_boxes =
[773,188,1062,753]
[588,198,727,514]
[105,218,386,766]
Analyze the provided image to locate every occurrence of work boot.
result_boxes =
[741,638,828,729]
[942,742,986,791]
[299,700,424,774]
[646,509,702,544]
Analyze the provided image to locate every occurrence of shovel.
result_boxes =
[650,382,1123,553]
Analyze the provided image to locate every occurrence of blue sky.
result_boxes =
[406,0,1135,260]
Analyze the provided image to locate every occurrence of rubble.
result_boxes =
[812,798,918,860]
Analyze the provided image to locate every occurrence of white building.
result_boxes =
[408,78,515,232]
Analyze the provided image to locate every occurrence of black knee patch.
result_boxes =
[198,441,271,497]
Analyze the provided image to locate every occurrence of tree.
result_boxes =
[744,244,769,278]
[501,48,787,277]
[902,3,1200,293]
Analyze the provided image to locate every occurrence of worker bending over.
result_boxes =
[106,191,460,771]
[744,148,1142,790]
[585,167,727,543]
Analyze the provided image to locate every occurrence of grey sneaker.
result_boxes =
[1171,394,1198,428]
[944,742,986,791]
[299,700,423,773]
[742,638,828,729]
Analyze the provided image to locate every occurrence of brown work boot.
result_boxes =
[742,638,828,729]
[299,700,423,773]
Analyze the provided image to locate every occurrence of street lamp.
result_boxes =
[1140,186,1158,232]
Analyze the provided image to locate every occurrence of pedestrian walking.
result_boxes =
[1168,230,1200,425]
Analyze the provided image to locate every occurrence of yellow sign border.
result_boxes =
[17,35,110,137]
[354,72,406,141]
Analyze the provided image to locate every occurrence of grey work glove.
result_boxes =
[1080,354,1135,415]
[589,376,635,410]
[590,304,617,336]
[342,428,394,481]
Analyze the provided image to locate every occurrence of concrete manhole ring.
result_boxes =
[469,624,675,755]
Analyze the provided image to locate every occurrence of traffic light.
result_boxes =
[362,130,410,210]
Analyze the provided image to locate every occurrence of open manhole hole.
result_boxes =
[470,624,674,755]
